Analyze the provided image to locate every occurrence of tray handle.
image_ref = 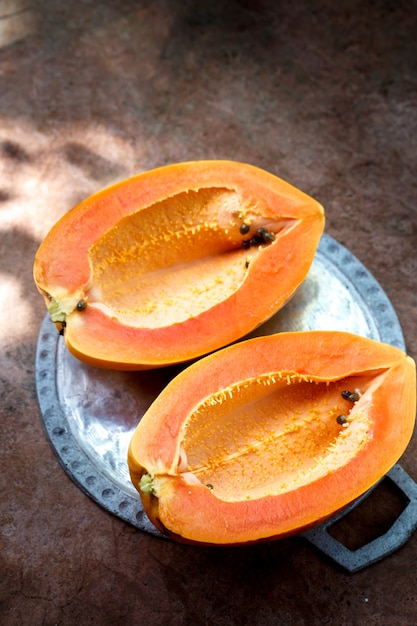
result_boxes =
[301,464,417,573]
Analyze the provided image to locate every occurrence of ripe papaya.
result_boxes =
[128,331,416,545]
[33,161,324,369]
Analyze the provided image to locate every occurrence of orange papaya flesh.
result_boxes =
[33,160,324,369]
[128,331,416,545]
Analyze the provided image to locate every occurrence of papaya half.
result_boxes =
[128,331,416,545]
[33,160,324,369]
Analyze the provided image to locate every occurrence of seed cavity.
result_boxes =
[181,372,372,502]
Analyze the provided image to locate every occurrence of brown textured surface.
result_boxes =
[1,1,417,624]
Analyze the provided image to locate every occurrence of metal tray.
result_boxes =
[35,234,417,571]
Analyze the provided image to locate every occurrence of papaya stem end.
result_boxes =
[139,473,157,495]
